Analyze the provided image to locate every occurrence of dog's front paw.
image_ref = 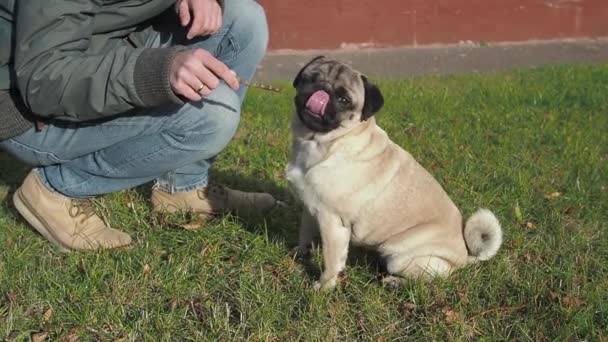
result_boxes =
[313,275,338,291]
[381,275,405,289]
[290,245,311,259]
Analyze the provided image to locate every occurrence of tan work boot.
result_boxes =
[151,184,278,219]
[12,170,132,252]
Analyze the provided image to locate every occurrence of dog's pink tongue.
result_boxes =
[306,90,330,116]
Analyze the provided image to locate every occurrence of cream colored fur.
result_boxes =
[287,112,502,290]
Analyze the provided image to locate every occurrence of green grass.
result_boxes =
[1,63,607,341]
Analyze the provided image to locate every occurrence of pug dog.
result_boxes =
[285,56,503,290]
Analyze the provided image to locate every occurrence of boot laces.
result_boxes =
[69,199,99,224]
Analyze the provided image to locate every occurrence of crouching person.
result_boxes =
[0,0,277,251]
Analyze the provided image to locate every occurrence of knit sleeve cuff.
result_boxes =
[133,46,187,108]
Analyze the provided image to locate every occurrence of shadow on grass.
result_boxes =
[0,152,33,225]
[0,152,30,189]
[207,168,388,281]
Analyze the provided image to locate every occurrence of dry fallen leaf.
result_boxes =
[143,264,151,275]
[32,332,49,342]
[517,252,536,264]
[43,307,54,322]
[549,291,560,301]
[404,123,417,136]
[59,331,80,342]
[442,306,461,323]
[401,302,418,318]
[457,289,470,305]
[544,191,561,199]
[166,298,178,311]
[402,302,418,311]
[561,295,585,308]
[6,291,17,305]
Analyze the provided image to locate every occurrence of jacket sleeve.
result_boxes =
[14,0,185,120]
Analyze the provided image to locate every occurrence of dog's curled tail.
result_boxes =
[464,208,503,262]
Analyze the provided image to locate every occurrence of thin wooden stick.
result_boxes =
[240,79,282,93]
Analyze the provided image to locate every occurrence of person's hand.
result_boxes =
[169,48,239,102]
[177,0,223,40]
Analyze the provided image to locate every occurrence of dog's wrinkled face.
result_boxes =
[292,56,384,133]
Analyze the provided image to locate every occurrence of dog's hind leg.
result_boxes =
[387,254,454,281]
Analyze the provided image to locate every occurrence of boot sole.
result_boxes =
[13,188,70,253]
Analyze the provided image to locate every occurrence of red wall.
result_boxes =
[259,0,608,51]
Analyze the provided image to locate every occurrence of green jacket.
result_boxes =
[0,0,222,139]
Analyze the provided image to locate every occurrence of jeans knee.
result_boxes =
[224,0,269,59]
[200,101,240,156]
[164,84,241,158]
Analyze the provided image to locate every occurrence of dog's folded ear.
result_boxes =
[361,75,384,121]
[293,55,325,88]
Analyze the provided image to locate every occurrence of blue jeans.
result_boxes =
[0,0,268,198]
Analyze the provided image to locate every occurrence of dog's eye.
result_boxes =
[338,96,350,105]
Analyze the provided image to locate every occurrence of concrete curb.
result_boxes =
[254,38,608,82]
